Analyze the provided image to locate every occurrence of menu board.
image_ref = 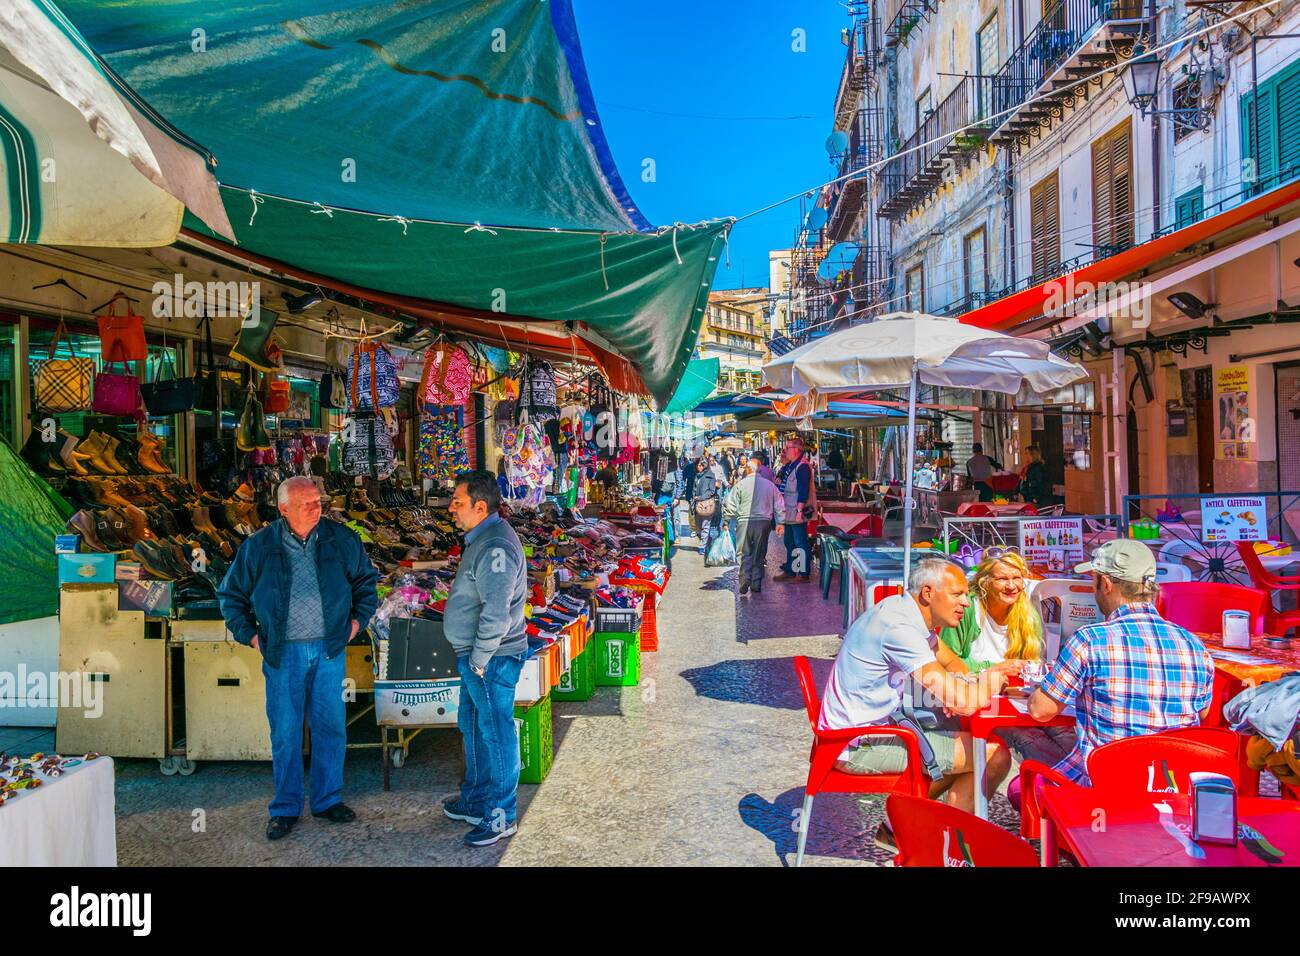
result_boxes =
[1215,366,1255,461]
[1201,495,1267,542]
[1018,517,1085,572]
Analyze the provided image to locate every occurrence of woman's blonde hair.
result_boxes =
[971,551,1043,660]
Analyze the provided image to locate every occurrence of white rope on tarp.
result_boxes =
[599,233,609,290]
[671,224,683,265]
[310,202,334,218]
[464,221,499,236]
[247,190,264,226]
[377,215,411,235]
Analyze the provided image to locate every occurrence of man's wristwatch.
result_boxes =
[472,664,486,677]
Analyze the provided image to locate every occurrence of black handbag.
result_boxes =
[141,342,197,416]
[194,314,223,413]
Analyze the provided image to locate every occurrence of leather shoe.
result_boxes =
[266,816,298,841]
[311,803,357,824]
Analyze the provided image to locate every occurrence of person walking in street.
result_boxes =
[442,470,529,847]
[681,454,699,534]
[693,460,723,556]
[218,476,378,842]
[752,449,777,484]
[774,437,814,582]
[723,457,780,594]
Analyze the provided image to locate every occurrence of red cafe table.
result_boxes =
[1038,785,1300,866]
[967,693,1075,821]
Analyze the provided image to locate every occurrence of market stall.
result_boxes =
[0,752,116,867]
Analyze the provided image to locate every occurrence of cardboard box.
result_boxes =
[514,694,553,784]
[54,534,80,554]
[118,579,174,616]
[375,678,461,726]
[58,553,116,584]
[115,561,143,581]
[553,647,595,701]
[515,654,544,703]
[594,631,641,687]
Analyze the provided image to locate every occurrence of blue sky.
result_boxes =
[571,1,848,291]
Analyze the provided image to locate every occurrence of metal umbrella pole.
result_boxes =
[901,364,919,583]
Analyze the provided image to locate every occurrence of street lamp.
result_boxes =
[1122,51,1212,131]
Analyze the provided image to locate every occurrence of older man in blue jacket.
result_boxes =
[218,476,378,841]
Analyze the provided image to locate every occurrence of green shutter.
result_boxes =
[1174,187,1203,229]
[1242,83,1277,194]
[1277,72,1300,179]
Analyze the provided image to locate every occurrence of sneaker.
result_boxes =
[738,581,750,595]
[464,819,517,847]
[441,796,482,825]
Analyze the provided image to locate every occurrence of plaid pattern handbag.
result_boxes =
[34,319,93,413]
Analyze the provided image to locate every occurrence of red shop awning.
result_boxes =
[962,179,1300,332]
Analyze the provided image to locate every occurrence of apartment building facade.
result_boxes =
[697,290,770,393]
[786,0,1300,516]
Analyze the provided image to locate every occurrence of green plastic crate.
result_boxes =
[594,631,641,687]
[553,646,595,701]
[514,694,553,785]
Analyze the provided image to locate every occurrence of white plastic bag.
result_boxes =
[705,527,737,567]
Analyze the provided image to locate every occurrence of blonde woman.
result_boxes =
[940,550,1076,809]
[939,550,1044,672]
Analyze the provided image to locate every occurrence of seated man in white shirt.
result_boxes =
[819,557,1021,823]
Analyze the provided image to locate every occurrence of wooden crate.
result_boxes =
[346,642,376,693]
[183,641,272,761]
[56,585,168,759]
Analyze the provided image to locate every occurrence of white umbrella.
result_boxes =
[762,313,1089,580]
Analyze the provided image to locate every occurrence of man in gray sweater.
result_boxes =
[723,458,781,595]
[441,470,528,847]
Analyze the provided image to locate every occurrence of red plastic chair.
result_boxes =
[872,583,904,604]
[1018,759,1076,841]
[792,655,930,867]
[885,793,1039,867]
[1235,542,1300,591]
[1155,582,1271,636]
[1086,729,1240,792]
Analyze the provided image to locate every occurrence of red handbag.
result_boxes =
[95,292,147,363]
[93,342,144,419]
[262,373,291,414]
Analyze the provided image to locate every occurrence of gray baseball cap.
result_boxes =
[1074,539,1157,584]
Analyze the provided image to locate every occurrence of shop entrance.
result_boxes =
[1193,366,1215,494]
[1276,361,1300,541]
[1032,415,1065,496]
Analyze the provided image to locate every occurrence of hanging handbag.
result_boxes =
[230,305,283,372]
[262,372,291,414]
[319,367,348,409]
[519,358,558,422]
[347,339,399,410]
[194,313,224,413]
[140,334,197,416]
[95,292,147,363]
[343,411,396,478]
[420,344,473,406]
[34,318,93,413]
[92,342,144,418]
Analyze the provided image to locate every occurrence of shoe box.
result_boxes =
[57,553,116,584]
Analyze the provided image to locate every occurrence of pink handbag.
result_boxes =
[92,343,143,419]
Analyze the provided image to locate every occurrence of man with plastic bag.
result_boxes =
[722,458,780,593]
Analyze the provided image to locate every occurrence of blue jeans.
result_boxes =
[782,521,810,576]
[456,652,527,826]
[262,639,347,818]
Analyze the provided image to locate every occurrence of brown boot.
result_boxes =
[67,510,110,552]
[72,432,115,475]
[102,436,132,475]
[58,432,90,477]
[136,434,171,475]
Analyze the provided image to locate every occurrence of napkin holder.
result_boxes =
[1189,772,1237,845]
[1222,609,1251,649]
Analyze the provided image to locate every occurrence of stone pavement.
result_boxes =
[5,524,1031,866]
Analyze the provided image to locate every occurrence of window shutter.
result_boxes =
[1243,84,1277,194]
[1276,73,1300,179]
[1092,135,1113,250]
[1031,173,1059,280]
[1110,126,1133,250]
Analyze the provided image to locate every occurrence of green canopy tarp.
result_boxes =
[51,0,729,405]
[0,436,73,625]
[663,358,719,414]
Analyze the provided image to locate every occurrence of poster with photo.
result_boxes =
[1018,517,1085,568]
[1215,366,1254,460]
[1201,495,1267,542]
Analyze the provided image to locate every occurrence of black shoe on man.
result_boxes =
[266,816,298,841]
[311,802,357,824]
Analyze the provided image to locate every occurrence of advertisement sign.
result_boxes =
[1215,366,1255,461]
[1018,517,1085,571]
[1201,496,1267,542]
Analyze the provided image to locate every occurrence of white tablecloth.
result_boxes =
[0,756,116,866]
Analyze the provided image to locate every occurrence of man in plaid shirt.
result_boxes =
[1028,540,1214,784]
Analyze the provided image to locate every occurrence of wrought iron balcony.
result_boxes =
[833,16,882,128]
[825,107,884,241]
[847,243,890,318]
[877,76,994,219]
[988,0,1145,148]
[884,0,937,48]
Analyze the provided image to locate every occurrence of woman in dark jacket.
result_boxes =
[693,465,722,554]
[1018,445,1052,508]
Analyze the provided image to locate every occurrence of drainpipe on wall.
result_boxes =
[1150,0,1161,236]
